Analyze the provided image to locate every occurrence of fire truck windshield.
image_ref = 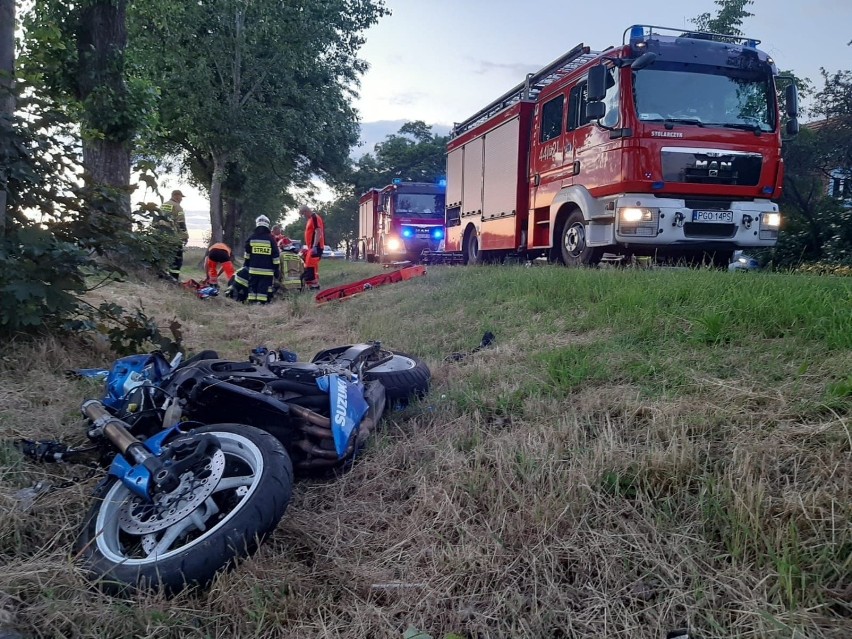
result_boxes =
[633,64,775,132]
[393,193,445,219]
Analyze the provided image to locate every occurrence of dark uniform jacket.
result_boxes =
[244,227,281,279]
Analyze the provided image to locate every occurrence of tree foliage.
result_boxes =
[691,0,754,36]
[129,0,388,246]
[22,0,157,220]
[776,71,852,266]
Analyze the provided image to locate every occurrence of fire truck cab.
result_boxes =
[359,181,446,263]
[445,25,799,266]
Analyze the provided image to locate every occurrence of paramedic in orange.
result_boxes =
[205,242,236,287]
[299,205,324,290]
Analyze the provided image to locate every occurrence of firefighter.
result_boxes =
[244,215,280,304]
[205,242,236,287]
[279,244,305,292]
[159,190,188,281]
[299,205,324,290]
[226,265,249,302]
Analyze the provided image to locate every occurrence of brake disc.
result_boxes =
[117,448,225,535]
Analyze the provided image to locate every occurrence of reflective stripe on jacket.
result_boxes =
[244,227,280,279]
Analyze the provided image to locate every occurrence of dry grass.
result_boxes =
[0,259,850,638]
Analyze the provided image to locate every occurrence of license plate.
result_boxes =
[692,210,733,223]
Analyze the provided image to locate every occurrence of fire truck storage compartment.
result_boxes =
[446,147,464,213]
[462,136,484,221]
[481,117,522,250]
[359,196,374,240]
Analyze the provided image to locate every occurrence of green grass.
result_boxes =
[1,260,850,638]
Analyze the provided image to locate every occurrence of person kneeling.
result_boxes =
[205,242,236,288]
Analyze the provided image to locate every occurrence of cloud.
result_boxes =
[470,59,539,77]
[386,92,428,106]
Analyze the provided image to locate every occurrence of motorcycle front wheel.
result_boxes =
[75,424,293,594]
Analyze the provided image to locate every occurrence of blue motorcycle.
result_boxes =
[62,342,429,593]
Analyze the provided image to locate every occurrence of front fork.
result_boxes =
[82,400,180,499]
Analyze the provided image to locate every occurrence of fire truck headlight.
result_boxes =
[620,207,652,222]
[432,228,444,240]
[401,227,414,238]
[762,212,781,227]
[617,207,659,237]
[386,238,401,251]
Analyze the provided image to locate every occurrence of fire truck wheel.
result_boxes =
[364,352,431,404]
[557,211,603,266]
[464,229,483,265]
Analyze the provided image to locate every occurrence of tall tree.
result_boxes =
[0,0,14,236]
[130,0,388,244]
[23,1,149,222]
[352,121,449,194]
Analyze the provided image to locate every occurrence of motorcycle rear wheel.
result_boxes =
[75,424,293,594]
[363,351,431,403]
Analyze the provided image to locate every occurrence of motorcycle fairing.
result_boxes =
[319,374,369,457]
[103,353,171,411]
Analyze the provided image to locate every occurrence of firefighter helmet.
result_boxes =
[255,215,271,228]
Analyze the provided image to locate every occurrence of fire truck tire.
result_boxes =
[464,228,483,265]
[557,211,603,266]
[364,352,431,403]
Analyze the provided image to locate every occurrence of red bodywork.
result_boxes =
[359,182,446,263]
[445,36,786,260]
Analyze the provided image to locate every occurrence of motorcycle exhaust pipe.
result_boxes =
[288,403,331,428]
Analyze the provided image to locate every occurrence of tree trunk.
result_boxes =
[224,196,238,251]
[0,0,15,237]
[77,0,132,221]
[209,151,228,243]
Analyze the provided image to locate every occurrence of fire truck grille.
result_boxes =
[662,151,762,186]
[683,222,737,238]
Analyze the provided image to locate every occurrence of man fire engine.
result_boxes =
[359,181,446,263]
[442,25,799,266]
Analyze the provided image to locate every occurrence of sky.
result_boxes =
[175,0,852,245]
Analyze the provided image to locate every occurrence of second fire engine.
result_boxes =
[359,181,446,263]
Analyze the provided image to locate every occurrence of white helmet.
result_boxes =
[255,215,271,228]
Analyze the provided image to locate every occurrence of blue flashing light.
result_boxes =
[432,228,445,240]
[762,186,774,195]
[401,227,414,238]
[745,39,758,48]
[652,181,665,190]
[392,178,402,184]
[629,25,645,42]
[437,178,447,187]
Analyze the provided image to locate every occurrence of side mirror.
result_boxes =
[586,102,606,121]
[785,83,799,118]
[631,51,658,71]
[587,64,607,102]
[786,119,800,136]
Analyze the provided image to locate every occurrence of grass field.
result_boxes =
[0,255,850,638]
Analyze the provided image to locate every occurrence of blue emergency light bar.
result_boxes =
[623,24,761,48]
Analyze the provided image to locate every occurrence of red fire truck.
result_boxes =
[443,25,799,266]
[359,181,446,263]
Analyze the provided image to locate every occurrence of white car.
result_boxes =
[322,245,345,259]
